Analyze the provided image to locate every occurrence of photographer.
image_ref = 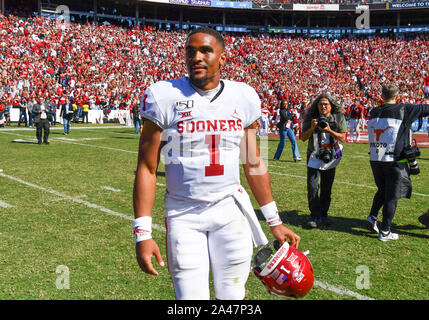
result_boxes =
[366,84,429,241]
[301,94,347,228]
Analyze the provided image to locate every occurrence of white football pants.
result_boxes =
[349,118,361,140]
[165,196,253,300]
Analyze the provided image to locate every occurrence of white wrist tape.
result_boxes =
[260,201,282,227]
[133,216,152,243]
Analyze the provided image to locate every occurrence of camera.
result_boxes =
[317,147,333,163]
[317,116,329,129]
[403,141,421,175]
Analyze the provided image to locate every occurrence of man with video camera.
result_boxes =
[301,94,347,228]
[366,84,429,241]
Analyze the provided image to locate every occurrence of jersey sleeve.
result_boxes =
[241,84,262,128]
[405,103,429,125]
[140,87,167,130]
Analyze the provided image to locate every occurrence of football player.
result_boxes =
[133,27,301,300]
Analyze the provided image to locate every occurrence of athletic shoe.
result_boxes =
[294,157,302,162]
[418,213,429,228]
[307,218,319,229]
[378,231,399,242]
[273,158,279,161]
[366,216,379,234]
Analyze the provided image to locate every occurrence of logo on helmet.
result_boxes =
[252,240,314,298]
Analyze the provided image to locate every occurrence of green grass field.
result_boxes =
[0,124,428,300]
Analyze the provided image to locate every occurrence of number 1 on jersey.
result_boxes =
[205,134,224,176]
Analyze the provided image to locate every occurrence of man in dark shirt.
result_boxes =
[366,84,429,241]
[33,98,51,144]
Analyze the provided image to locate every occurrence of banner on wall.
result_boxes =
[293,4,339,11]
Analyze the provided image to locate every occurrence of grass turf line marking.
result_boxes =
[1,131,426,197]
[0,171,375,301]
[53,137,429,197]
[0,200,13,208]
[55,139,138,154]
[0,171,166,232]
[269,171,429,197]
[101,186,122,192]
[314,280,374,300]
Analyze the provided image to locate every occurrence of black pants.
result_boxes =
[369,161,411,232]
[36,119,50,143]
[307,166,336,220]
[82,111,88,123]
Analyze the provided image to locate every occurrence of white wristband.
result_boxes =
[133,216,152,243]
[260,201,282,227]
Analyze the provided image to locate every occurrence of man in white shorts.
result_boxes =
[348,103,364,142]
[133,27,301,300]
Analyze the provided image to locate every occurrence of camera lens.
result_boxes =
[318,116,328,129]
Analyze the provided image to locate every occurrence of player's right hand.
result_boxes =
[136,239,164,276]
[270,224,301,249]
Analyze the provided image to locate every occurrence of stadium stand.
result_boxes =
[0,1,428,130]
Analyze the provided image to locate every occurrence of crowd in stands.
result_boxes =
[0,12,428,129]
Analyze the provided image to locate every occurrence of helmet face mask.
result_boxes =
[252,240,314,298]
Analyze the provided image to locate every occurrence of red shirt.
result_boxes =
[350,105,364,119]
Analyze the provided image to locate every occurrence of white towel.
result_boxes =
[232,186,268,247]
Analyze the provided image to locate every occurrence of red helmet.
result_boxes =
[252,240,314,298]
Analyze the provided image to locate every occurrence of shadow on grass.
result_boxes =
[269,159,302,163]
[255,209,429,240]
[11,139,38,144]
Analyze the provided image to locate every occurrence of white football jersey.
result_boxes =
[141,77,261,215]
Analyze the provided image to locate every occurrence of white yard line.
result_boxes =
[56,137,104,142]
[0,126,126,131]
[314,280,374,300]
[269,171,429,197]
[101,186,122,192]
[0,171,165,231]
[3,131,426,197]
[57,139,138,154]
[0,200,13,208]
[0,170,375,300]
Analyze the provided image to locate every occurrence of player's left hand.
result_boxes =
[270,224,301,249]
